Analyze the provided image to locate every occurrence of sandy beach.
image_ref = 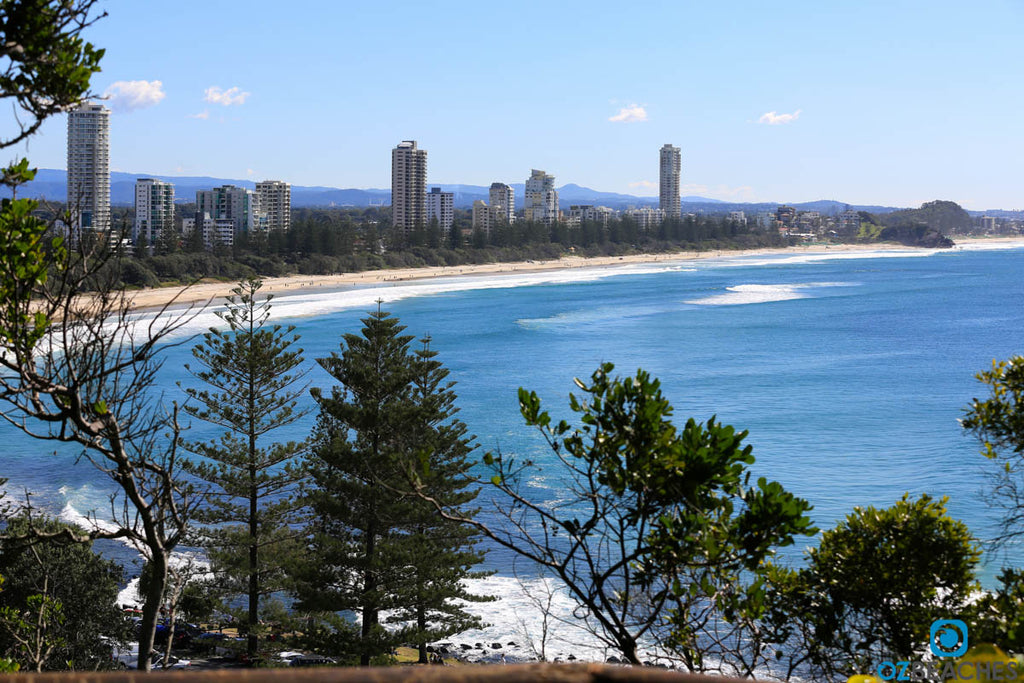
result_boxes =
[126,236,1024,312]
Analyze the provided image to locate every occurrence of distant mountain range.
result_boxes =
[7,168,975,216]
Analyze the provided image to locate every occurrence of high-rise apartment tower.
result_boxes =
[524,169,559,225]
[659,144,681,220]
[391,140,427,231]
[196,185,257,238]
[255,180,291,231]
[489,182,515,224]
[133,178,175,248]
[66,102,111,232]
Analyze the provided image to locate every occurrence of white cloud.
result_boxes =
[103,80,165,112]
[187,110,210,120]
[629,180,657,189]
[246,168,256,177]
[758,109,801,125]
[204,86,250,106]
[608,104,648,123]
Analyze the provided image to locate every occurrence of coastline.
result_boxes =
[126,235,1024,313]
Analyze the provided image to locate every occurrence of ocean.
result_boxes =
[3,242,1023,662]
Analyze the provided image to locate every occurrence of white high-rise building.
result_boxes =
[392,140,428,232]
[196,185,258,237]
[255,180,291,231]
[659,144,681,220]
[133,178,175,248]
[425,187,454,233]
[524,169,559,225]
[66,102,111,233]
[489,182,514,224]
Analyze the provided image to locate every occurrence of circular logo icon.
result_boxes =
[930,619,968,658]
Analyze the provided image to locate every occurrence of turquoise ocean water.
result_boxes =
[3,243,1023,659]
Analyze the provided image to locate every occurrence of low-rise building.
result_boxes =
[775,205,796,229]
[183,212,236,248]
[624,206,665,230]
[568,205,616,226]
[838,210,862,234]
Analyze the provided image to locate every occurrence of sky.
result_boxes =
[11,0,1024,209]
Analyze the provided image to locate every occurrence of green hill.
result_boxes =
[856,200,962,248]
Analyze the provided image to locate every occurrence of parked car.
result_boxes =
[289,654,336,667]
[114,645,191,670]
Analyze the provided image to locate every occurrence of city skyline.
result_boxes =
[11,1,1024,211]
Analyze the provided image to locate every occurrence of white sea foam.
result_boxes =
[445,574,658,663]
[516,304,664,328]
[116,549,212,609]
[952,240,1024,252]
[59,498,211,609]
[59,501,127,540]
[117,577,142,609]
[718,249,940,268]
[686,281,854,306]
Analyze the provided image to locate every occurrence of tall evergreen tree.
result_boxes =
[387,337,489,663]
[182,278,308,658]
[299,308,487,664]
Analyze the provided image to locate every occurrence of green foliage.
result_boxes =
[963,356,1024,544]
[482,363,815,669]
[0,652,18,672]
[0,590,64,673]
[0,0,105,150]
[299,308,488,665]
[0,516,130,671]
[177,580,219,625]
[782,494,980,679]
[857,221,883,240]
[964,357,1024,461]
[182,278,308,657]
[0,160,64,350]
[971,569,1024,654]
[880,200,974,234]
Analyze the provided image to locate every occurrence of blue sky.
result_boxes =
[13,0,1024,209]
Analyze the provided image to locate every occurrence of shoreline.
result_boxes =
[126,235,1024,313]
